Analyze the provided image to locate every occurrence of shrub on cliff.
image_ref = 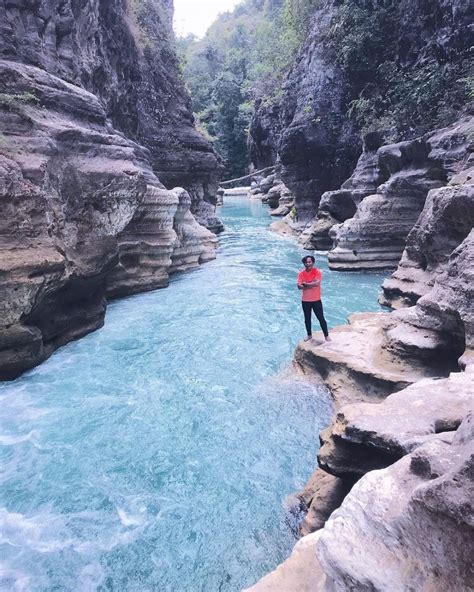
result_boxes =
[326,0,473,139]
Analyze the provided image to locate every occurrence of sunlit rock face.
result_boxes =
[317,411,474,592]
[328,117,473,271]
[0,0,220,379]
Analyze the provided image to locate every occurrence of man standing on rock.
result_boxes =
[297,255,330,342]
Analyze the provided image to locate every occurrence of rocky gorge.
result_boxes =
[1,0,473,590]
[243,0,474,590]
[0,0,222,380]
[248,174,474,590]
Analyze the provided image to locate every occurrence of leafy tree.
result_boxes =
[176,0,313,177]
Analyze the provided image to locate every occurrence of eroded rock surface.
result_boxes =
[301,131,386,250]
[0,61,153,379]
[250,0,472,245]
[317,412,474,592]
[296,468,353,536]
[386,230,474,371]
[294,312,440,407]
[0,1,221,379]
[269,183,294,217]
[318,371,473,479]
[381,155,474,308]
[328,117,473,270]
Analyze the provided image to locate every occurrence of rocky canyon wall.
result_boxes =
[0,0,221,380]
[248,197,474,592]
[247,126,473,591]
[327,116,473,270]
[249,0,473,246]
[246,3,473,576]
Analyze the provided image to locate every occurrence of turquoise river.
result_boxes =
[0,197,386,591]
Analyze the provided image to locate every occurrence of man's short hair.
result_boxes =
[302,255,315,264]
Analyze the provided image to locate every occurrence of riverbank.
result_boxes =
[0,197,389,591]
[246,226,473,590]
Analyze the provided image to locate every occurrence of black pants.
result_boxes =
[302,300,328,337]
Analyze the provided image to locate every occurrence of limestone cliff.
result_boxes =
[328,116,473,270]
[249,118,474,592]
[248,410,474,592]
[0,0,221,379]
[250,0,473,243]
[249,228,474,591]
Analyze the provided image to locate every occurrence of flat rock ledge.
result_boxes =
[293,312,442,407]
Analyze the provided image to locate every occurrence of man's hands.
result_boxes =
[302,280,320,288]
[297,280,321,290]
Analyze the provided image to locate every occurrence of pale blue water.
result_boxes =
[0,198,385,592]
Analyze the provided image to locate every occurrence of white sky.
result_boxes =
[173,0,243,38]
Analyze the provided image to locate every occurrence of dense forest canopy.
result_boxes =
[177,0,473,179]
[177,0,315,178]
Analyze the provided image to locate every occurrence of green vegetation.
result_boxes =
[0,92,39,109]
[325,0,473,139]
[177,0,318,178]
[178,0,472,176]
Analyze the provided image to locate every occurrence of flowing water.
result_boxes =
[0,198,386,592]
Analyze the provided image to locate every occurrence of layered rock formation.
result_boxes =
[268,182,294,217]
[250,411,473,592]
[250,114,473,589]
[381,153,474,307]
[250,0,472,244]
[300,131,385,249]
[316,410,474,592]
[0,0,221,379]
[318,371,473,480]
[328,116,473,270]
